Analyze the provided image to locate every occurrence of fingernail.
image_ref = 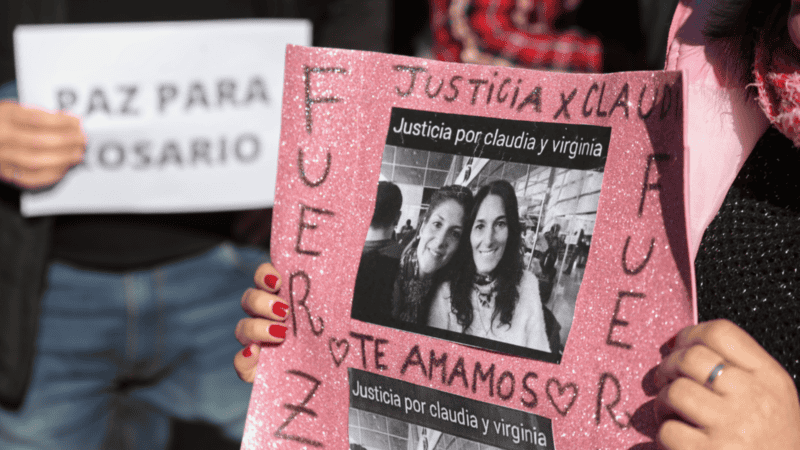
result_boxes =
[269,324,287,339]
[666,335,677,351]
[243,345,253,358]
[272,302,288,318]
[265,274,278,290]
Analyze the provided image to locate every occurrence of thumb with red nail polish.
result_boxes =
[235,343,260,383]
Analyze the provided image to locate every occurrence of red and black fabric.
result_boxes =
[429,0,603,72]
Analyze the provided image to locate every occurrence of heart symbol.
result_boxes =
[546,377,579,417]
[328,337,350,367]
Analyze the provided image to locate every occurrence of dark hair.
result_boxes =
[704,0,788,85]
[421,185,474,228]
[371,181,403,228]
[450,180,524,331]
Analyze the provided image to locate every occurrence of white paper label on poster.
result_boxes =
[14,19,311,216]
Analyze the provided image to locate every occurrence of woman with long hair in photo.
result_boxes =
[391,185,474,324]
[427,180,551,352]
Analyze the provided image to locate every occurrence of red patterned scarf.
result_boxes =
[754,30,800,147]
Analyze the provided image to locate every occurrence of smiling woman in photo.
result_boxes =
[391,185,474,324]
[427,180,551,352]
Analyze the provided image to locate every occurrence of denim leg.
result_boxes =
[0,243,267,448]
[103,273,170,449]
[130,243,268,441]
[0,263,124,449]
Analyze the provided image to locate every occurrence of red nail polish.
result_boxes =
[666,336,677,351]
[243,346,252,358]
[264,274,278,290]
[269,324,287,339]
[272,302,288,318]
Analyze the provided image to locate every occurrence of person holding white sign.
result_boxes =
[0,1,389,449]
[0,102,85,189]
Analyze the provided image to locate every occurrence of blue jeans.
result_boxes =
[0,80,17,99]
[0,243,267,449]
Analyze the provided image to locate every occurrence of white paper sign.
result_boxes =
[14,19,311,216]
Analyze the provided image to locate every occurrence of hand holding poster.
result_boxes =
[243,46,693,450]
[13,20,310,216]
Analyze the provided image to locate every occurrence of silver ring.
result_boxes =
[705,363,725,388]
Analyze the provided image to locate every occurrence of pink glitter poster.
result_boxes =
[243,46,693,450]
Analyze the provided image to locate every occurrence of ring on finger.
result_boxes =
[704,363,725,389]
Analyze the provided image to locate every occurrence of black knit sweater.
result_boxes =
[695,128,800,389]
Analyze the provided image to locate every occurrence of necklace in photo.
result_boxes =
[473,277,497,309]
